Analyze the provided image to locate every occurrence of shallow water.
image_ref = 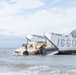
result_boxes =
[0,49,76,75]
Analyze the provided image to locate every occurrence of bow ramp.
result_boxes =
[44,32,59,55]
[47,51,58,55]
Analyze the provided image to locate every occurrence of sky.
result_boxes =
[0,0,76,48]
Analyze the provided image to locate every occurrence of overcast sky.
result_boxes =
[0,0,76,48]
[0,0,76,36]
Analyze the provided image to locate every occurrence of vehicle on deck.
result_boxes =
[15,33,58,55]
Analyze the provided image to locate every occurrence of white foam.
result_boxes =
[0,66,76,75]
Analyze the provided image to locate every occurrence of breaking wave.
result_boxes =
[0,65,76,75]
[1,49,76,75]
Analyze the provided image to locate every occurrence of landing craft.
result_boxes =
[15,30,76,55]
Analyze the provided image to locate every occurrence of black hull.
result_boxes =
[58,50,76,54]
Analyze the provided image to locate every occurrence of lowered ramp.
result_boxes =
[47,51,58,55]
[44,32,59,55]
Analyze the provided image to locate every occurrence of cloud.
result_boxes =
[0,6,76,35]
[0,28,6,32]
[0,0,76,36]
[0,0,44,16]
[25,7,76,27]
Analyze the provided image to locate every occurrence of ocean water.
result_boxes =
[0,49,76,75]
